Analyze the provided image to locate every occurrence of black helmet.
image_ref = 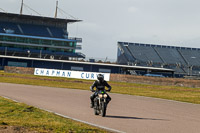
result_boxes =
[97,74,104,82]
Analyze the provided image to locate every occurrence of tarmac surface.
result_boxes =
[0,82,200,133]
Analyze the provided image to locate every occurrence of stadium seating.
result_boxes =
[179,49,200,66]
[128,44,163,63]
[20,24,50,37]
[155,47,186,65]
[0,22,21,34]
[118,43,136,63]
[117,42,200,75]
[0,12,85,67]
[0,22,65,39]
[49,27,65,38]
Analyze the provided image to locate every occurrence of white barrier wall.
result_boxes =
[34,68,110,81]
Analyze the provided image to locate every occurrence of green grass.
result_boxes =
[0,71,200,104]
[0,71,200,132]
[0,97,108,133]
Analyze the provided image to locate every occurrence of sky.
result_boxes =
[1,0,200,61]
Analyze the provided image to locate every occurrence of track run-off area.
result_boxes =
[0,83,200,133]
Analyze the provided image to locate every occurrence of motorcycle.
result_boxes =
[93,90,108,117]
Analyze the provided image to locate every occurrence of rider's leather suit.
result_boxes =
[90,80,112,105]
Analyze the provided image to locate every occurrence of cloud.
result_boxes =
[5,0,16,3]
[2,0,200,59]
[128,6,138,13]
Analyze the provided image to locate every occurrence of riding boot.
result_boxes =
[90,100,94,108]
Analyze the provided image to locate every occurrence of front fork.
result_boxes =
[98,98,106,109]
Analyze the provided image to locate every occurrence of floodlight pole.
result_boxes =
[55,0,58,18]
[20,0,24,15]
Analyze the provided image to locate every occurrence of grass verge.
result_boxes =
[0,71,200,104]
[0,71,200,132]
[0,96,108,133]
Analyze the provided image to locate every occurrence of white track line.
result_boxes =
[2,96,125,133]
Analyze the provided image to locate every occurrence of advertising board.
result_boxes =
[34,68,110,81]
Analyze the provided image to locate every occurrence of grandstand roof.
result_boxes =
[118,41,200,51]
[0,12,81,26]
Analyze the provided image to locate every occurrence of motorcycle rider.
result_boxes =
[90,74,111,108]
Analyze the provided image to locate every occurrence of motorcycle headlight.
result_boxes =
[98,94,103,98]
[98,94,107,98]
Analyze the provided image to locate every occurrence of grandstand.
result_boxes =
[0,11,174,76]
[117,42,200,76]
[0,12,85,61]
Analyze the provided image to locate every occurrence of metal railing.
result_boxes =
[68,37,82,43]
[0,47,86,59]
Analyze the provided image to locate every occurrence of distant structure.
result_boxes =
[0,13,174,76]
[117,42,200,76]
[0,10,84,62]
[0,2,175,76]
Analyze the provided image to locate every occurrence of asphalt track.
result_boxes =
[0,83,200,133]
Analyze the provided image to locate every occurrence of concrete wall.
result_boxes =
[4,66,200,88]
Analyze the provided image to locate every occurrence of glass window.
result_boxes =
[8,61,27,67]
[99,68,111,73]
[29,38,39,44]
[71,66,83,71]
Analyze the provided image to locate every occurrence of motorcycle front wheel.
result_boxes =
[101,102,106,117]
[94,99,99,115]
